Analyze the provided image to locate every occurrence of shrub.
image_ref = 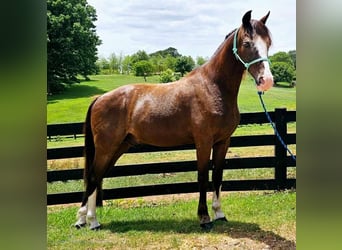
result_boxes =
[271,61,295,83]
[159,69,176,83]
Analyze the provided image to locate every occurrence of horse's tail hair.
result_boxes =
[83,98,96,184]
[82,97,103,206]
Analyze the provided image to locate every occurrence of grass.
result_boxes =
[47,73,296,248]
[47,191,296,249]
[47,74,160,123]
[47,74,296,124]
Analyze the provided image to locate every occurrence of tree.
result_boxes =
[150,54,167,74]
[96,57,110,74]
[196,56,207,67]
[269,51,296,84]
[131,50,149,64]
[269,52,293,66]
[175,56,195,76]
[271,62,295,83]
[163,55,177,72]
[149,47,181,58]
[288,50,296,69]
[122,55,132,74]
[117,52,124,74]
[47,0,101,93]
[133,60,154,77]
[108,53,118,74]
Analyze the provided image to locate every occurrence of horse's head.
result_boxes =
[234,10,274,92]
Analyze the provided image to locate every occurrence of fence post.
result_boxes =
[274,108,287,190]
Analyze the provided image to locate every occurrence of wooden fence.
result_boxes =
[47,108,296,205]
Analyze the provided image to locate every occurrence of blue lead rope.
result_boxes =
[257,91,296,162]
[232,27,296,162]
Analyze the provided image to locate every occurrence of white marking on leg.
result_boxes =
[75,205,87,227]
[212,185,225,220]
[86,189,101,229]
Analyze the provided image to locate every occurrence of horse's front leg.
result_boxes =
[212,140,230,222]
[196,143,213,229]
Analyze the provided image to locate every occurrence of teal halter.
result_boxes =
[232,28,271,70]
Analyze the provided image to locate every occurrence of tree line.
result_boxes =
[96,49,296,85]
[96,48,208,79]
[47,0,296,94]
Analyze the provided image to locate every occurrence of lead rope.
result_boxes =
[257,91,296,161]
[232,28,296,161]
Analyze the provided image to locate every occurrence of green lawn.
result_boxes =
[48,191,296,249]
[47,74,296,249]
[47,74,296,124]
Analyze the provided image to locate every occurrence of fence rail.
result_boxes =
[47,108,296,205]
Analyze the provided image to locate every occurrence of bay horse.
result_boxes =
[75,10,274,230]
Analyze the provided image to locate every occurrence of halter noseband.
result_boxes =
[232,28,270,70]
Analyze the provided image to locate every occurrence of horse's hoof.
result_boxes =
[90,225,101,231]
[215,217,228,222]
[75,223,86,229]
[200,221,214,230]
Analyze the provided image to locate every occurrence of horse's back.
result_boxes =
[90,81,197,146]
[127,82,196,146]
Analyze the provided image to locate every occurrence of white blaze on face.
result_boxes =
[254,36,274,92]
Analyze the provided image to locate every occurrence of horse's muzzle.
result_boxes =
[256,75,274,92]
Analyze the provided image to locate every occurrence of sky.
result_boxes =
[87,0,296,59]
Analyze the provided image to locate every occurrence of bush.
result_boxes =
[159,69,176,83]
[271,61,295,83]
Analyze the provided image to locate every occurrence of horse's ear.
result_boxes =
[242,10,252,28]
[260,11,270,24]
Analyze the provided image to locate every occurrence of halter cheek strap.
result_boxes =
[233,28,295,161]
[232,28,270,70]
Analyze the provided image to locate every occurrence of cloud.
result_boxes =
[88,0,296,58]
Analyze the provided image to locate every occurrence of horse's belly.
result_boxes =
[129,118,193,147]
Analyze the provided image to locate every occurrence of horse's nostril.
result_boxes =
[258,77,265,85]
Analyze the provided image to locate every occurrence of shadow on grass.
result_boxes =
[102,219,295,249]
[47,81,105,102]
[274,83,296,89]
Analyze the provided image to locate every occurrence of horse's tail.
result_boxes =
[81,97,103,206]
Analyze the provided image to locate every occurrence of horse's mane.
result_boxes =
[225,28,237,40]
[207,28,236,60]
[209,20,272,62]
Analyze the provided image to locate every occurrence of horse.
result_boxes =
[75,10,274,230]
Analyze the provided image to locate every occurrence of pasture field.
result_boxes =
[48,191,296,249]
[47,74,296,249]
[47,74,296,124]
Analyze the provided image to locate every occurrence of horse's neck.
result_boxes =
[203,39,245,99]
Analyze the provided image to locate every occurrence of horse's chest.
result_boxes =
[209,106,240,136]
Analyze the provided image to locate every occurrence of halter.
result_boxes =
[232,28,271,70]
[232,28,296,162]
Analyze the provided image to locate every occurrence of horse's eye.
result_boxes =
[242,42,251,48]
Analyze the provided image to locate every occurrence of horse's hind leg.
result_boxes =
[75,171,99,229]
[212,140,230,222]
[78,142,131,230]
[75,205,87,228]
